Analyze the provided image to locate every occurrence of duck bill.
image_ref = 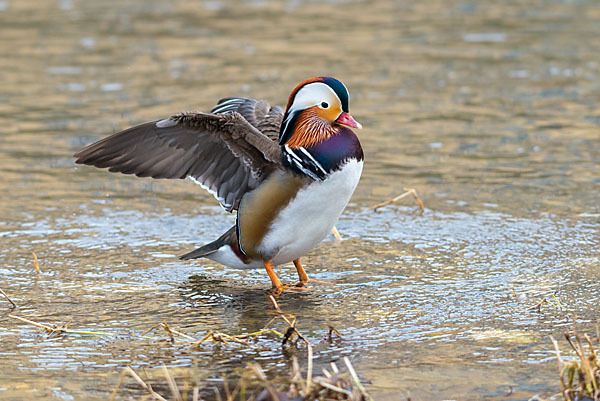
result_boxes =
[335,112,362,130]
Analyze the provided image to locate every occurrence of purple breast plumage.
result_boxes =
[282,127,363,181]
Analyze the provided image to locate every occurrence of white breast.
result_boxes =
[259,159,363,266]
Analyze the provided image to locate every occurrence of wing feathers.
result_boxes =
[75,106,283,212]
[212,97,283,142]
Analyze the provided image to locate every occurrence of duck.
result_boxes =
[74,77,363,292]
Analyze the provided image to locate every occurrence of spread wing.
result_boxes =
[74,110,282,212]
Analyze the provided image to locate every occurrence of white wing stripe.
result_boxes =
[283,145,328,181]
[292,159,319,180]
[212,98,245,114]
[284,145,303,163]
[298,147,327,175]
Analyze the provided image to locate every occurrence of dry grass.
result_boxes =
[551,328,600,401]
[10,287,369,400]
[109,349,372,401]
[1,287,16,308]
[369,187,424,213]
[9,314,119,337]
[32,251,40,273]
[137,296,305,348]
[6,296,298,344]
[331,226,342,241]
[526,293,563,312]
[106,296,370,401]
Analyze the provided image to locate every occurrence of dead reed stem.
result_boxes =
[328,325,343,340]
[527,292,563,312]
[344,356,371,400]
[121,367,169,401]
[108,368,129,401]
[162,364,183,401]
[9,314,118,337]
[306,344,313,393]
[142,322,197,343]
[0,288,16,308]
[268,295,310,346]
[137,309,289,348]
[32,251,40,273]
[369,187,425,213]
[250,363,280,401]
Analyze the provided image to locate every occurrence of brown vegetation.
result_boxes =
[10,295,371,401]
[552,328,600,401]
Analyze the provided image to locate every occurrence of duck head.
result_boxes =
[279,77,361,148]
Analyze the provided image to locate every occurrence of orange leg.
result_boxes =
[294,259,331,286]
[264,261,283,289]
[293,259,309,286]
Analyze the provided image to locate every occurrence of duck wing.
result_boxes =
[74,110,282,212]
[211,97,283,142]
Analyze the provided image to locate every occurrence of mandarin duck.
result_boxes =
[74,77,363,291]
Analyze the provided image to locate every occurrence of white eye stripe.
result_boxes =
[288,82,341,115]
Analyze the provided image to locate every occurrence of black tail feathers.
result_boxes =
[179,246,218,260]
[179,226,236,260]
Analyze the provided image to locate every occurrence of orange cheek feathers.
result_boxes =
[315,105,343,123]
[284,107,337,149]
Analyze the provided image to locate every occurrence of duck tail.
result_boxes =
[179,226,236,260]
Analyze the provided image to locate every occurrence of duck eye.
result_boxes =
[320,102,329,108]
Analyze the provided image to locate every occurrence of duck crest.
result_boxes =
[282,127,363,181]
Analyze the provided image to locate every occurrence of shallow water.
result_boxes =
[1,0,599,400]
